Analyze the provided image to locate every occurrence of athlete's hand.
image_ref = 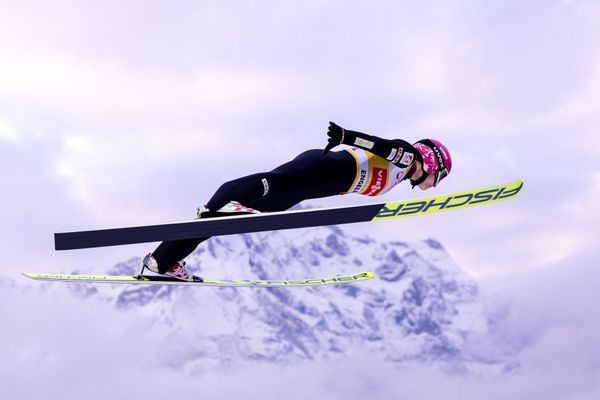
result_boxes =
[323,121,345,154]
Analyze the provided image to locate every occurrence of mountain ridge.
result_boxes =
[82,225,496,372]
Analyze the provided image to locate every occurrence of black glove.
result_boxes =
[323,121,353,154]
[323,122,417,169]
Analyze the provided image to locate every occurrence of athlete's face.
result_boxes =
[418,173,437,190]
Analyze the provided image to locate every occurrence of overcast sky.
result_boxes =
[1,0,599,397]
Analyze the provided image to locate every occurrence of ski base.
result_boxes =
[22,271,375,287]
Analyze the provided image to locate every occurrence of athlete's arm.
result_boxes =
[323,121,417,168]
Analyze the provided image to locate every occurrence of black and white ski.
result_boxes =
[54,180,522,250]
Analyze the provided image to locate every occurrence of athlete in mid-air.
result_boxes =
[141,122,452,281]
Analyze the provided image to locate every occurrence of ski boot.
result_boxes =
[196,200,262,219]
[138,253,202,282]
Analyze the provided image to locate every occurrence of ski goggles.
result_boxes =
[410,167,448,188]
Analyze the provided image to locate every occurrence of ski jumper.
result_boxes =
[151,131,418,273]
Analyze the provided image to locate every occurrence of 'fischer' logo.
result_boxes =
[375,182,523,218]
[216,272,371,286]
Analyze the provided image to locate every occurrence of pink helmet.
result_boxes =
[413,139,452,185]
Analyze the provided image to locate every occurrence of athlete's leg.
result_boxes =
[205,172,270,212]
[150,150,356,273]
[150,238,205,273]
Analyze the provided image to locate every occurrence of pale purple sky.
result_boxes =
[1,0,600,397]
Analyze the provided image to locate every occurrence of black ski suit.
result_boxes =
[151,128,418,273]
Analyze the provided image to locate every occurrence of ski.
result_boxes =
[55,180,523,250]
[22,271,375,287]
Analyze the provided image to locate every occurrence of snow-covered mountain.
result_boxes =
[64,225,495,373]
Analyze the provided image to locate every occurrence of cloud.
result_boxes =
[3,244,600,400]
[0,117,22,143]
